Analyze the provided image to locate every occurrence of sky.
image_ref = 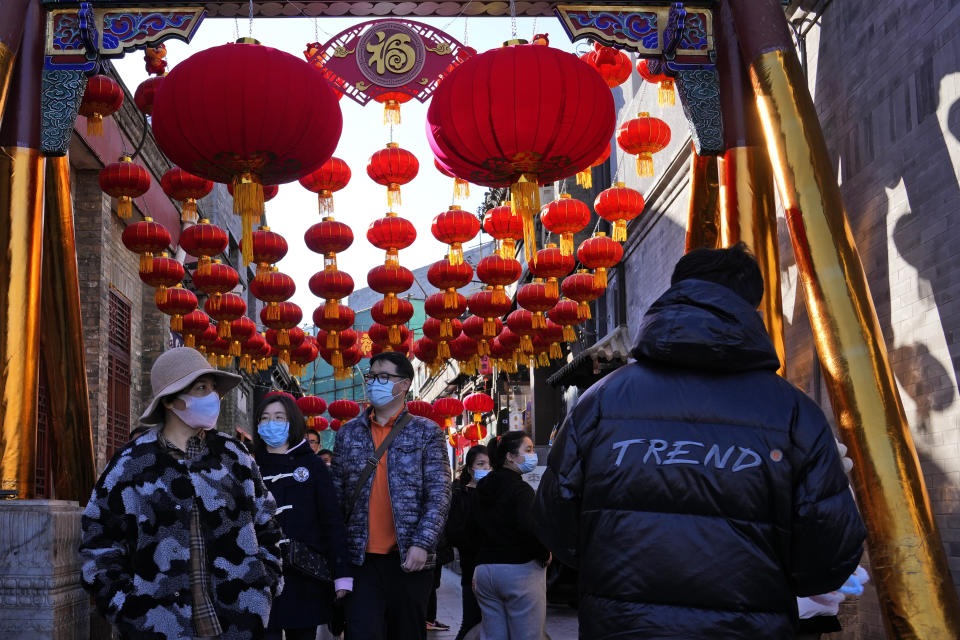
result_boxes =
[113,15,582,315]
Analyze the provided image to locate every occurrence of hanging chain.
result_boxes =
[248,0,254,36]
[509,0,517,38]
[531,17,538,40]
[314,17,319,42]
[463,16,469,45]
[233,16,240,40]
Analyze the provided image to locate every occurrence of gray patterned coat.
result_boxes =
[79,429,284,639]
[331,408,451,567]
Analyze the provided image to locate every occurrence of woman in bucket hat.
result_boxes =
[80,347,285,639]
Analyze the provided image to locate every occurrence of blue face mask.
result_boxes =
[472,468,490,482]
[259,420,290,448]
[366,379,398,408]
[516,452,538,474]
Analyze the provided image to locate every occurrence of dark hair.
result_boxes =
[671,242,764,308]
[253,393,307,454]
[317,449,334,457]
[489,431,530,469]
[369,351,415,380]
[305,429,321,441]
[459,444,489,486]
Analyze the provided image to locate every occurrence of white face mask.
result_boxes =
[171,392,220,430]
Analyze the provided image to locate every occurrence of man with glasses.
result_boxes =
[331,351,451,640]
[305,429,322,454]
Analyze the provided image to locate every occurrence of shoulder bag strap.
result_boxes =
[344,412,413,521]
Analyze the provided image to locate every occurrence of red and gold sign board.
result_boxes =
[304,19,474,107]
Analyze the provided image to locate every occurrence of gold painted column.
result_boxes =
[683,145,720,253]
[42,156,95,501]
[0,0,44,499]
[0,0,30,129]
[715,0,785,375]
[729,0,960,637]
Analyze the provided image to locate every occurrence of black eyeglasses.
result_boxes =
[363,372,408,384]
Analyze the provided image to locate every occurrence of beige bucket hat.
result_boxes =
[139,347,242,425]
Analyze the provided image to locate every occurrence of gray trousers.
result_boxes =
[473,561,546,640]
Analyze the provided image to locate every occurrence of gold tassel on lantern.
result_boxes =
[383,100,401,126]
[563,325,576,342]
[593,267,608,289]
[576,168,593,190]
[454,177,469,200]
[520,335,533,354]
[612,219,628,243]
[232,172,264,265]
[636,153,654,178]
[181,198,199,223]
[500,238,516,259]
[532,313,546,330]
[118,196,133,219]
[240,354,252,371]
[492,286,507,307]
[87,113,104,136]
[659,79,676,106]
[546,278,559,300]
[185,333,196,348]
[324,298,340,319]
[440,320,452,339]
[279,349,291,365]
[218,322,232,339]
[155,286,169,307]
[171,315,184,333]
[538,352,551,367]
[479,340,490,356]
[559,232,574,257]
[385,293,398,315]
[578,301,592,320]
[332,350,343,369]
[230,340,241,357]
[385,248,399,267]
[197,256,212,278]
[326,331,339,350]
[387,182,402,209]
[550,341,562,360]
[448,242,464,266]
[483,318,496,338]
[207,352,217,366]
[444,288,457,310]
[318,190,334,215]
[278,329,290,347]
[265,302,280,322]
[389,325,400,345]
[510,173,541,265]
[438,341,451,360]
[140,252,154,274]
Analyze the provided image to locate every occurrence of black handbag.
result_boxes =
[285,539,332,583]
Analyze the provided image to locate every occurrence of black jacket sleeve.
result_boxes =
[789,394,867,596]
[313,459,351,581]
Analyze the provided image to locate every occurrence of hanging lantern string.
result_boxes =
[441,1,475,31]
[233,16,240,40]
[248,0,255,36]
[285,1,334,39]
[464,16,469,45]
[509,0,517,38]
[614,81,649,183]
[531,17,537,40]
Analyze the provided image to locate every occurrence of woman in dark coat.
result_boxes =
[253,392,351,640]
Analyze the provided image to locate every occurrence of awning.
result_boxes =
[547,325,633,388]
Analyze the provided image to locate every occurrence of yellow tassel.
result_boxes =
[279,329,290,347]
[389,325,400,345]
[636,153,654,177]
[441,319,452,339]
[241,354,252,371]
[613,220,627,242]
[232,174,264,266]
[207,353,217,366]
[550,342,562,359]
[171,315,183,332]
[118,196,133,218]
[332,350,343,369]
[383,100,401,125]
[325,299,340,319]
[438,341,451,359]
[521,335,533,354]
[538,352,550,367]
[493,287,507,306]
[198,257,211,278]
[155,286,168,306]
[86,113,104,136]
[482,318,496,338]
[510,174,540,266]
[385,294,398,315]
[448,243,464,266]
[325,252,338,270]
[578,302,591,320]
[444,289,457,310]
[218,322,231,339]
[546,279,558,299]
[318,191,334,215]
[185,334,196,348]
[500,238,516,259]
[478,340,489,356]
[182,199,198,223]
[454,177,469,200]
[594,268,607,290]
[230,340,241,356]
[576,168,593,190]
[532,313,545,329]
[659,79,676,106]
[327,332,339,350]
[385,249,399,267]
[563,325,576,342]
[140,253,153,274]
[387,184,401,209]
[265,302,280,322]
[280,349,291,365]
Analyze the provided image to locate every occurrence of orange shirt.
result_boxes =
[366,408,403,554]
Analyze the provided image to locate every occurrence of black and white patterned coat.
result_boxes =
[331,408,451,567]
[79,429,284,640]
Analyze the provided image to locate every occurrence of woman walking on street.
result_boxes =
[253,393,352,640]
[446,445,490,640]
[472,433,550,640]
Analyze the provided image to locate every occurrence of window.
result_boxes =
[106,291,132,459]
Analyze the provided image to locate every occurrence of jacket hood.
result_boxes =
[632,279,780,373]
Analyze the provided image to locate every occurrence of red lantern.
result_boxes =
[100,156,151,218]
[449,333,480,374]
[152,40,343,263]
[310,268,355,320]
[297,395,327,417]
[594,182,645,242]
[367,143,419,209]
[251,267,296,322]
[205,292,246,338]
[617,112,671,177]
[369,323,411,350]
[156,284,197,332]
[541,194,591,256]
[313,304,355,350]
[261,301,303,348]
[517,278,560,329]
[78,75,124,136]
[300,157,351,215]
[580,43,633,88]
[506,309,537,355]
[425,292,467,338]
[412,337,441,372]
[548,299,582,343]
[483,203,523,259]
[161,167,213,223]
[180,309,210,348]
[328,399,361,421]
[192,260,239,297]
[431,206,480,266]
[247,226,288,268]
[530,244,576,299]
[428,42,615,263]
[433,397,464,430]
[463,392,494,424]
[210,336,234,368]
[468,287,511,338]
[374,91,413,125]
[197,324,220,359]
[139,254,184,305]
[239,332,267,372]
[407,399,438,424]
[372,297,414,345]
[476,255,522,306]
[423,317,461,359]
[305,217,354,270]
[463,422,487,442]
[435,157,469,201]
[577,232,624,288]
[562,270,603,319]
[228,316,257,357]
[134,75,164,116]
[367,213,416,266]
[289,338,320,377]
[367,264,414,315]
[542,320,566,361]
[179,219,228,277]
[266,325,306,350]
[427,259,473,310]
[329,419,343,431]
[462,314,502,356]
[313,416,330,431]
[122,217,171,274]
[491,333,519,373]
[575,142,612,190]
[636,59,675,106]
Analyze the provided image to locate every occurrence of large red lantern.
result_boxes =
[423,318,462,359]
[542,320,566,361]
[575,142,612,190]
[506,309,537,355]
[328,399,361,421]
[541,194,591,256]
[428,42,615,263]
[367,265,414,315]
[562,270,603,319]
[372,297,414,345]
[594,182,644,242]
[305,217,354,270]
[179,219,228,277]
[152,40,343,262]
[434,157,470,201]
[431,206,480,266]
[636,59,676,106]
[580,43,632,88]
[530,244,576,299]
[577,232,624,288]
[433,397,464,430]
[247,226,288,269]
[205,292,246,338]
[367,143,419,209]
[250,267,296,321]
[161,167,213,223]
[228,316,257,357]
[483,203,523,259]
[100,156,151,218]
[297,396,328,430]
[476,255,522,306]
[412,337,441,373]
[122,217,171,274]
[463,392,494,424]
[192,260,239,297]
[262,301,303,347]
[197,324,220,360]
[367,213,416,266]
[78,75,123,136]
[156,284,197,332]
[427,259,473,310]
[374,91,414,125]
[462,314,502,356]
[407,399,438,424]
[299,157,351,215]
[139,254,184,305]
[312,304,355,349]
[180,309,210,348]
[468,287,511,338]
[449,334,480,375]
[517,279,559,329]
[310,268,355,320]
[424,292,467,337]
[617,112,671,178]
[289,337,320,377]
[548,299,582,343]
[134,75,164,116]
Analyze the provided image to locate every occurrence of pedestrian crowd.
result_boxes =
[80,245,867,640]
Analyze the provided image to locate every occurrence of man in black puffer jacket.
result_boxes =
[534,244,866,639]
